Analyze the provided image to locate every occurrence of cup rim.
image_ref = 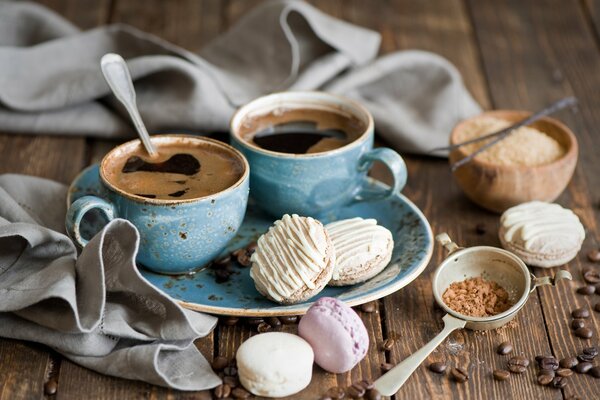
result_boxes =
[99,134,250,205]
[432,245,531,324]
[230,91,374,159]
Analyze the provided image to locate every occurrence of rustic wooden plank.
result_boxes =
[583,0,600,39]
[468,0,600,399]
[0,340,52,400]
[362,1,561,399]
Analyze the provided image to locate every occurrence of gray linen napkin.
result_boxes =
[0,174,221,391]
[0,0,480,154]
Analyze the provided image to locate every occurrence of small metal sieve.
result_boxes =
[374,233,571,396]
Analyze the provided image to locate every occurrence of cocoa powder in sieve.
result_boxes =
[442,277,513,317]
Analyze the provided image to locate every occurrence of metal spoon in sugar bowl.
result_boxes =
[373,233,571,396]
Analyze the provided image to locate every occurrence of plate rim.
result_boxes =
[68,164,434,317]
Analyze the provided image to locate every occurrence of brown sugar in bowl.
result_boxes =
[449,110,578,213]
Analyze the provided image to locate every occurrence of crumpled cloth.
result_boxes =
[0,0,480,154]
[0,174,220,390]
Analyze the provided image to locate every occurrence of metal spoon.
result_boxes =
[100,53,158,157]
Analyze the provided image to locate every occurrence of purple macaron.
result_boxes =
[298,297,369,373]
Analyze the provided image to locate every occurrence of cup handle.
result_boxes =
[529,269,572,293]
[354,147,407,202]
[65,195,116,247]
[435,233,462,255]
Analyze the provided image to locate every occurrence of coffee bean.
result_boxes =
[475,223,487,235]
[587,250,600,262]
[215,268,231,283]
[574,361,593,374]
[347,383,366,398]
[246,317,264,326]
[537,373,554,386]
[575,327,593,339]
[365,388,382,400]
[451,367,469,383]
[279,315,298,324]
[595,302,600,313]
[559,356,578,369]
[577,285,596,295]
[231,387,250,399]
[572,308,591,319]
[360,302,376,313]
[235,249,252,267]
[382,338,395,351]
[556,368,573,377]
[428,362,447,374]
[211,356,229,371]
[267,317,281,328]
[44,379,58,396]
[508,356,529,374]
[246,241,257,253]
[589,366,600,378]
[223,376,238,388]
[582,346,598,358]
[493,369,510,381]
[223,366,237,376]
[355,380,374,390]
[552,376,568,388]
[381,362,394,371]
[497,341,513,355]
[535,355,547,363]
[324,386,345,399]
[571,319,586,330]
[583,267,600,284]
[257,322,271,333]
[538,357,559,371]
[214,384,231,399]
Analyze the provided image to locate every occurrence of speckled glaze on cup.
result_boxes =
[230,92,407,217]
[65,135,249,274]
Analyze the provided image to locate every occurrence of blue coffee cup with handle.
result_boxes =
[230,91,407,218]
[65,135,250,274]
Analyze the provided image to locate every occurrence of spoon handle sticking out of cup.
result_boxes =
[100,53,157,157]
[373,314,466,396]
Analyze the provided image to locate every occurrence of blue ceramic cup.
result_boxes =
[65,135,249,274]
[230,92,407,218]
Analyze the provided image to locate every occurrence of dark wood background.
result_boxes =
[1,0,599,399]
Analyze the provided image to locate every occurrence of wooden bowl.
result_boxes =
[449,110,578,213]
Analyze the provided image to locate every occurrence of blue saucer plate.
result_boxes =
[68,165,433,316]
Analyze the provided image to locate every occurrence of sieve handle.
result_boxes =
[435,233,462,255]
[530,269,572,293]
[373,314,466,396]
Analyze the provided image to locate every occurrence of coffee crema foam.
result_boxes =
[102,139,244,200]
[238,108,366,154]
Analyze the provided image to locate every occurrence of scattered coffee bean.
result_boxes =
[583,267,600,283]
[347,383,366,398]
[324,386,346,399]
[44,379,58,396]
[215,268,231,283]
[223,376,238,388]
[475,223,487,235]
[571,319,586,330]
[234,248,252,267]
[574,361,593,374]
[246,317,264,326]
[428,362,447,374]
[211,356,229,371]
[257,322,271,333]
[551,376,568,389]
[572,308,590,319]
[451,367,469,383]
[382,338,395,351]
[538,357,559,371]
[583,346,598,358]
[556,368,573,377]
[213,384,231,399]
[537,372,554,386]
[279,315,298,324]
[381,362,394,371]
[577,285,596,295]
[231,387,250,399]
[360,302,376,313]
[267,317,281,328]
[535,355,547,363]
[493,369,510,381]
[595,302,600,313]
[559,357,578,369]
[365,388,382,400]
[587,250,600,262]
[223,366,237,376]
[574,327,593,339]
[589,366,600,378]
[497,341,513,355]
[246,241,257,254]
[508,356,529,374]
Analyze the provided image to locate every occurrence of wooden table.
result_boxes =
[1,1,599,399]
